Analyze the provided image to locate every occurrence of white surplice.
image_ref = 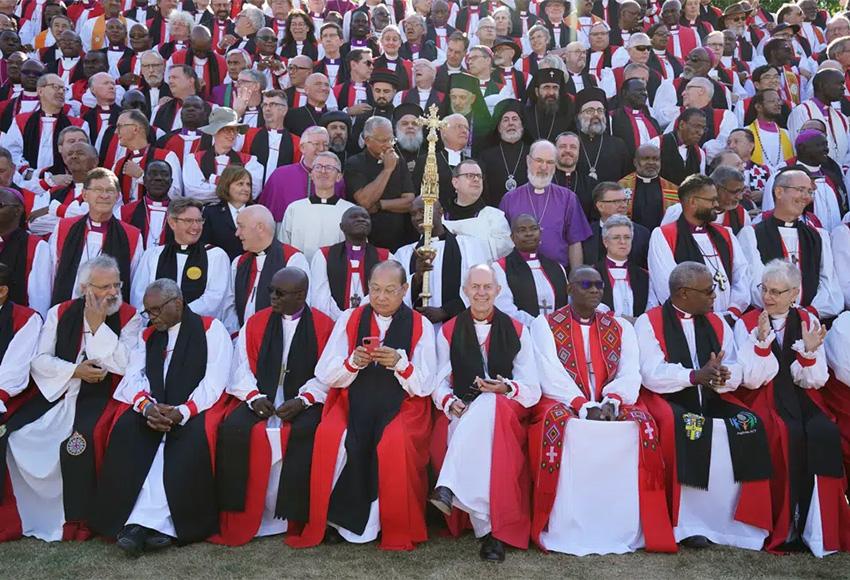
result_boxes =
[492,255,565,328]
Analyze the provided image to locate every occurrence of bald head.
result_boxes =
[236,204,276,253]
[269,266,309,316]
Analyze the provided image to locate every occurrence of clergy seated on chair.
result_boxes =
[595,214,656,323]
[2,256,140,542]
[500,139,593,271]
[527,266,675,555]
[49,167,144,307]
[648,173,752,324]
[213,267,335,546]
[310,206,393,321]
[0,263,46,542]
[395,197,490,326]
[735,259,850,556]
[636,261,773,550]
[429,264,541,562]
[441,159,513,261]
[131,198,231,319]
[493,214,568,328]
[90,279,232,556]
[662,166,752,235]
[619,143,679,231]
[222,205,310,335]
[738,167,843,320]
[823,312,850,503]
[583,182,651,269]
[279,152,356,261]
[285,260,437,550]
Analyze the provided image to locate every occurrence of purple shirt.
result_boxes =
[260,162,347,221]
[499,183,592,265]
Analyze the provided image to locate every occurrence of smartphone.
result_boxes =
[362,336,381,353]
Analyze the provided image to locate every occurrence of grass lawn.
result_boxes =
[1,533,849,579]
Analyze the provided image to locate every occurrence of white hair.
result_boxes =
[669,262,710,295]
[362,116,393,139]
[601,214,635,239]
[686,76,715,98]
[301,125,329,142]
[762,258,802,290]
[167,9,194,31]
[239,4,266,31]
[146,278,182,302]
[78,255,120,288]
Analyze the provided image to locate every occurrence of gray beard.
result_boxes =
[396,132,424,153]
[329,138,347,153]
[579,116,606,136]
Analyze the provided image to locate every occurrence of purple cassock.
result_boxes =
[260,161,347,221]
[499,183,592,265]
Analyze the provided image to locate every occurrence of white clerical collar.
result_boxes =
[672,304,693,320]
[179,244,189,251]
[637,174,656,183]
[351,245,362,251]
[607,256,627,267]
[375,313,393,322]
[533,188,545,194]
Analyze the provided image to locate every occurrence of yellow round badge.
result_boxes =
[186,266,203,280]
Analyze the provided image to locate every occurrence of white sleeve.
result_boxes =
[112,333,150,405]
[5,121,24,168]
[826,313,850,385]
[715,318,743,393]
[492,262,534,328]
[181,154,219,203]
[176,319,233,423]
[314,308,363,389]
[599,317,641,405]
[245,156,265,200]
[505,326,541,408]
[129,231,144,283]
[728,232,752,317]
[164,150,183,198]
[830,223,850,310]
[187,247,231,318]
[486,208,514,260]
[227,324,261,401]
[222,256,240,335]
[734,317,779,389]
[786,103,806,141]
[27,239,53,319]
[130,247,157,310]
[737,225,764,308]
[85,313,142,377]
[279,205,294,245]
[789,319,829,389]
[309,250,343,321]
[647,227,675,305]
[660,203,682,226]
[635,313,693,394]
[530,314,587,408]
[393,317,437,398]
[0,313,42,412]
[30,306,80,402]
[432,325,454,415]
[813,228,843,319]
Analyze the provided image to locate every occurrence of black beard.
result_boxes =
[538,99,558,115]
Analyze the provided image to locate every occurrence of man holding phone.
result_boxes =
[287,260,437,551]
[429,264,540,563]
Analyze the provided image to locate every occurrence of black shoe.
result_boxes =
[144,530,173,551]
[429,486,454,516]
[479,534,506,562]
[680,535,711,549]
[116,525,148,558]
[324,526,344,545]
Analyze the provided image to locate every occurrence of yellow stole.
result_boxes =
[91,15,127,51]
[782,65,801,105]
[748,121,794,166]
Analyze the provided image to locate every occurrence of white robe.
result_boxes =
[8,235,53,319]
[112,317,231,537]
[829,223,850,311]
[181,152,264,203]
[130,244,231,319]
[635,311,768,549]
[442,206,514,261]
[279,197,357,261]
[111,149,183,202]
[492,255,565,328]
[0,308,41,414]
[648,225,751,318]
[786,101,850,166]
[309,246,395,321]
[432,318,540,538]
[825,311,850,386]
[738,224,843,319]
[314,307,436,543]
[11,306,140,541]
[227,312,331,536]
[761,166,844,232]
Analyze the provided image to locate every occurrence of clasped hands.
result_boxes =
[251,397,305,422]
[143,403,184,432]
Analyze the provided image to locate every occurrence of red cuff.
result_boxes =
[606,393,623,404]
[754,344,772,357]
[343,357,359,373]
[689,370,697,385]
[509,381,519,398]
[0,389,9,404]
[397,362,414,379]
[39,178,51,191]
[727,307,742,318]
[440,393,453,409]
[796,353,817,368]
[570,396,589,412]
[301,392,315,405]
[246,389,260,400]
[185,401,199,417]
[132,391,148,404]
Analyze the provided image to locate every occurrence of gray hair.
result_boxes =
[371,259,407,286]
[167,197,204,217]
[78,255,120,288]
[528,23,551,42]
[539,54,567,74]
[463,263,497,285]
[773,168,807,193]
[88,71,113,91]
[601,214,634,239]
[167,9,195,31]
[301,125,329,142]
[827,35,850,59]
[239,5,266,31]
[686,76,715,98]
[762,258,802,290]
[239,68,267,89]
[380,24,402,41]
[529,139,556,158]
[314,150,342,170]
[363,116,393,139]
[710,165,745,187]
[669,262,710,295]
[404,13,426,28]
[146,278,183,302]
[140,49,165,64]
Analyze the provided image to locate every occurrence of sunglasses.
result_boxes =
[575,280,604,290]
[632,45,652,52]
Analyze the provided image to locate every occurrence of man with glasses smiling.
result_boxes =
[637,261,772,551]
[238,89,298,184]
[583,182,651,267]
[131,198,231,318]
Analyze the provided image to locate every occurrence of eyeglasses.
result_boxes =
[599,198,628,204]
[312,163,340,173]
[288,64,312,71]
[757,283,797,298]
[692,195,719,204]
[87,281,123,291]
[141,63,164,69]
[85,187,119,196]
[43,83,65,91]
[262,101,287,108]
[632,45,652,52]
[458,172,483,180]
[140,296,177,320]
[717,185,746,196]
[683,284,716,296]
[779,185,815,195]
[580,107,606,115]
[172,217,205,225]
[574,280,605,290]
[368,285,404,297]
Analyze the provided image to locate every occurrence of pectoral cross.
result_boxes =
[790,252,799,266]
[713,270,727,292]
[539,298,552,316]
[644,423,654,440]
[350,292,362,308]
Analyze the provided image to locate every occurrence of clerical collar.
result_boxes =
[283,306,304,321]
[756,119,778,133]
[346,242,365,259]
[88,218,109,232]
[519,250,538,261]
[309,192,338,204]
[637,174,656,183]
[606,256,627,268]
[570,310,595,325]
[176,244,191,254]
[672,304,693,320]
[685,219,708,233]
[472,310,493,324]
[146,197,168,207]
[533,187,546,194]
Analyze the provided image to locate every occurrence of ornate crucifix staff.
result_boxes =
[414,104,448,307]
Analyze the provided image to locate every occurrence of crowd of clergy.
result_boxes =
[3,0,850,565]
